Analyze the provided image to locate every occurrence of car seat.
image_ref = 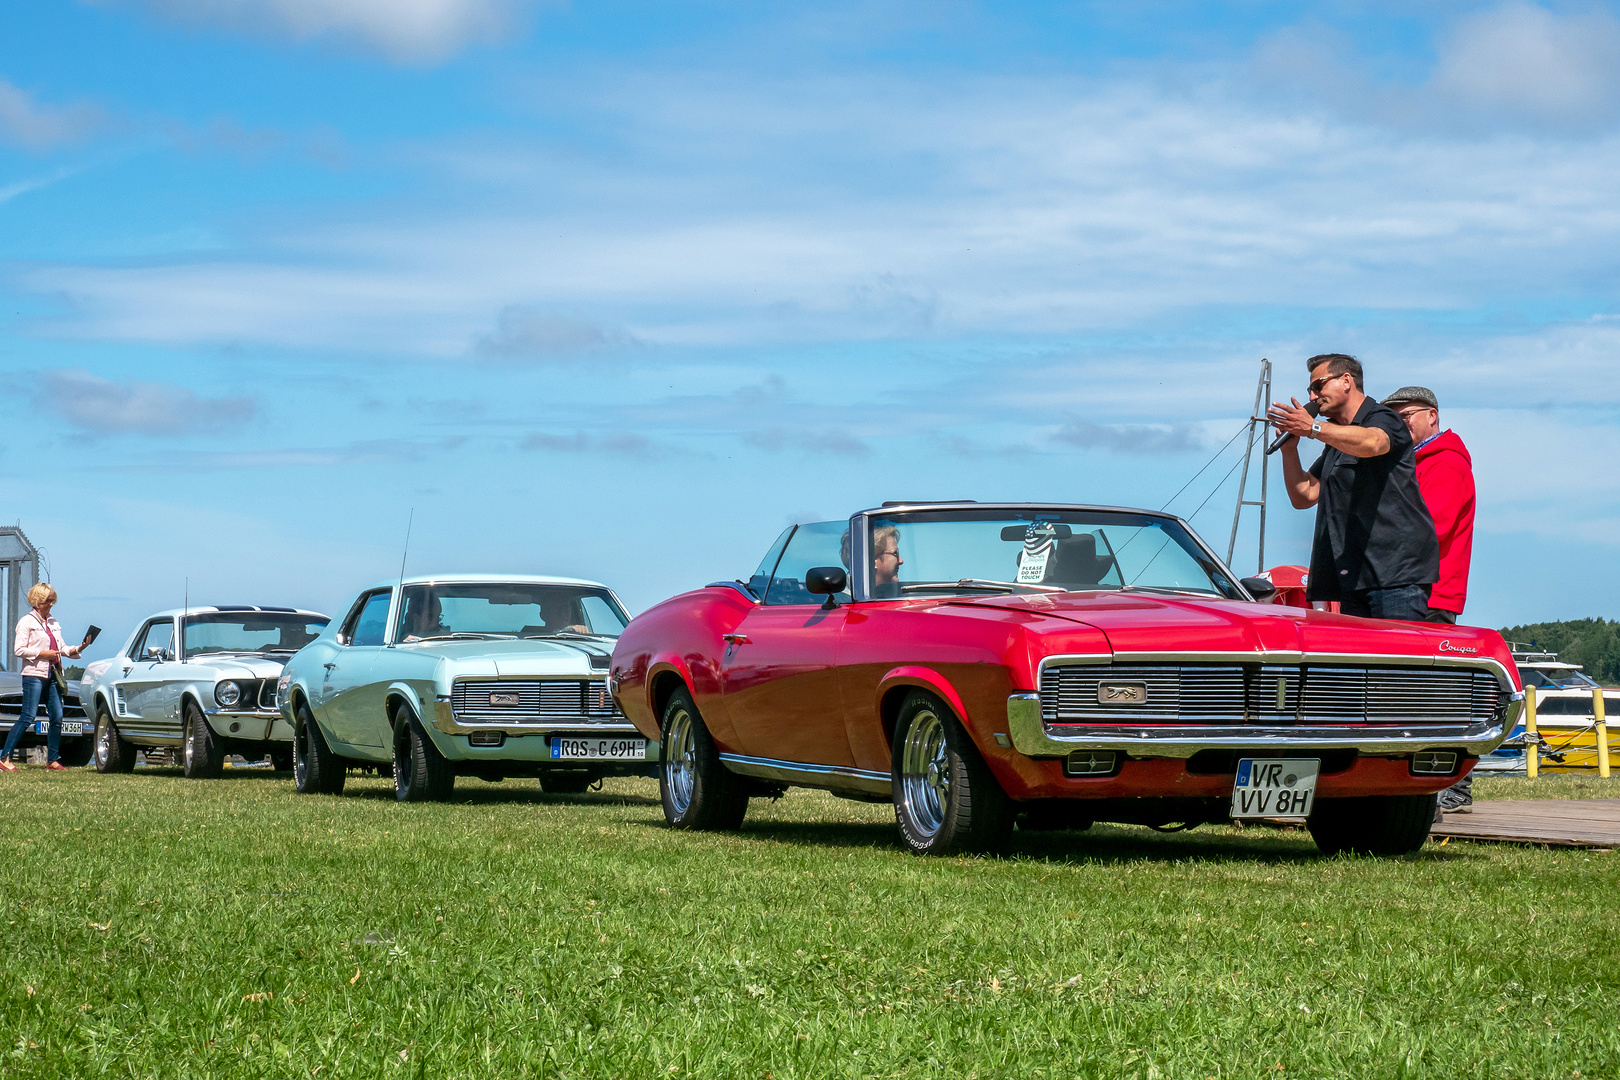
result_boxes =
[1042,534,1117,588]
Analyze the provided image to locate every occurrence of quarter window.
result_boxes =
[132,620,174,660]
[346,591,393,648]
[765,521,853,606]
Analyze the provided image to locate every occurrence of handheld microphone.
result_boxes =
[1266,401,1320,455]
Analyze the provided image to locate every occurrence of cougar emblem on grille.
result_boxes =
[1097,682,1147,704]
[488,692,521,706]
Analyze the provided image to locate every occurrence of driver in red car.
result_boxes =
[871,525,904,599]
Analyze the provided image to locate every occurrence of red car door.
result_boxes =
[720,521,856,769]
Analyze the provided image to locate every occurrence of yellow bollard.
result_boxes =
[1525,686,1539,780]
[1596,686,1611,780]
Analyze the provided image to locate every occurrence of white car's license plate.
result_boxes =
[32,721,85,736]
[1230,758,1319,819]
[550,737,646,761]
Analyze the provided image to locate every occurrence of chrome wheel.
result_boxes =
[95,715,110,768]
[898,707,949,839]
[664,705,696,816]
[183,724,195,771]
[293,724,310,789]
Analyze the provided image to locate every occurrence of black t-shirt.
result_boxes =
[1306,397,1439,599]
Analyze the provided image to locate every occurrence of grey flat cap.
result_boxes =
[1382,385,1438,409]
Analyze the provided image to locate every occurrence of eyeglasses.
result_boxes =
[1396,407,1435,420]
[1308,372,1348,395]
[876,547,901,561]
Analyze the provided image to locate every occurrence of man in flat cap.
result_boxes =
[1384,386,1478,814]
[1268,354,1439,620]
[1382,386,1475,626]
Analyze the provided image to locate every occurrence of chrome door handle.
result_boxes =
[723,634,750,645]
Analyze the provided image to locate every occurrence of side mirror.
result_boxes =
[1240,576,1277,601]
[144,646,166,661]
[805,567,848,609]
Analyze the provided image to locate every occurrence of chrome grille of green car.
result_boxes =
[1038,664,1503,726]
[450,679,623,724]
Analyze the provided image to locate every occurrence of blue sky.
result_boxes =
[4,0,1620,663]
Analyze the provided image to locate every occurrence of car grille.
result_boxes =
[0,691,88,720]
[1039,663,1505,726]
[450,679,623,724]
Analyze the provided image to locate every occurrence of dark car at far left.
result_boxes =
[0,669,95,767]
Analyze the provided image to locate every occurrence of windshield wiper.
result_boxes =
[900,579,1065,595]
[410,632,516,641]
[1117,585,1223,597]
[521,630,612,640]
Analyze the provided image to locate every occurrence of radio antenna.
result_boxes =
[389,510,413,649]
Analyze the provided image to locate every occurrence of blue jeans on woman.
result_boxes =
[2,676,62,764]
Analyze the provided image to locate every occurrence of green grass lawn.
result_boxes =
[3,767,1618,1079]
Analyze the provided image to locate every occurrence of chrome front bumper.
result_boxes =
[1005,693,1521,759]
[430,697,642,739]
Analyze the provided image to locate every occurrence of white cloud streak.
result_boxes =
[106,0,531,63]
[0,80,103,149]
[36,369,256,436]
[1433,3,1620,125]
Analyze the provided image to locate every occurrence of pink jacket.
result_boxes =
[13,612,73,679]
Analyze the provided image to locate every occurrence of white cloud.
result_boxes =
[12,68,1620,367]
[0,80,103,149]
[113,0,529,63]
[1433,3,1620,124]
[36,369,256,436]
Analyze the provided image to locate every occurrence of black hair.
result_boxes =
[1305,353,1363,391]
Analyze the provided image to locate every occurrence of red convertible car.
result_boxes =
[610,503,1521,856]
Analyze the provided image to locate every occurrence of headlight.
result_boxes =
[215,681,241,707]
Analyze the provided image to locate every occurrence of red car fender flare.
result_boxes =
[874,666,984,751]
[643,656,697,721]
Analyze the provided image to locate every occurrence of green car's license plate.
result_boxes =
[550,737,646,761]
[1230,758,1319,819]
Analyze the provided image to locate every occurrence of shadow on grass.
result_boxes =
[339,780,662,809]
[671,817,1485,866]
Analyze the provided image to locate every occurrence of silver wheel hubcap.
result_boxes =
[96,719,109,764]
[185,725,194,769]
[665,708,696,815]
[899,709,950,839]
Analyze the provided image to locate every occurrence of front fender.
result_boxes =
[875,666,981,751]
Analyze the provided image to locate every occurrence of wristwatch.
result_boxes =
[1310,416,1324,437]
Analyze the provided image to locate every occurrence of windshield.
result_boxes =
[1518,666,1599,689]
[395,583,628,641]
[183,613,329,657]
[865,509,1244,599]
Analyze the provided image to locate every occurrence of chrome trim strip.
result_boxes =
[1007,692,1519,759]
[719,752,893,796]
[433,715,642,736]
[1039,650,1517,691]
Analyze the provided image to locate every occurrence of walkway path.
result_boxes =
[1432,798,1620,849]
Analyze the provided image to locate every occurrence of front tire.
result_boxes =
[182,700,224,779]
[293,702,345,795]
[659,687,747,830]
[393,708,454,802]
[94,705,136,774]
[892,691,1013,856]
[1308,794,1436,856]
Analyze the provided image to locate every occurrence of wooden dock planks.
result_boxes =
[1431,798,1620,848]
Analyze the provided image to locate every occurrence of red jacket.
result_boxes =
[1413,429,1475,614]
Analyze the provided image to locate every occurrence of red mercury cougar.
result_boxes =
[609,503,1521,856]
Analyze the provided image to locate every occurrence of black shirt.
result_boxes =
[1306,397,1439,599]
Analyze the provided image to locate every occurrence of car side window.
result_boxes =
[347,591,393,648]
[765,521,852,606]
[746,526,795,599]
[133,620,173,660]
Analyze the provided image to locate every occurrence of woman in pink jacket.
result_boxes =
[3,584,84,771]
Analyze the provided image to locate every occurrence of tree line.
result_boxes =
[1499,618,1620,687]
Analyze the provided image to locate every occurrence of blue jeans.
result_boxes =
[2,676,63,763]
[1340,584,1432,621]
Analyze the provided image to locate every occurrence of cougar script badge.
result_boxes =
[489,692,521,706]
[1097,682,1148,705]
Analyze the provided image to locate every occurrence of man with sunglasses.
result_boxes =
[1267,354,1439,621]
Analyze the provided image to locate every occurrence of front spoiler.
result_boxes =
[1006,693,1521,759]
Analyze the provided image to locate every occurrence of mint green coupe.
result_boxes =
[279,574,654,800]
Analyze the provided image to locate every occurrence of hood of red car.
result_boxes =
[946,590,1489,660]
